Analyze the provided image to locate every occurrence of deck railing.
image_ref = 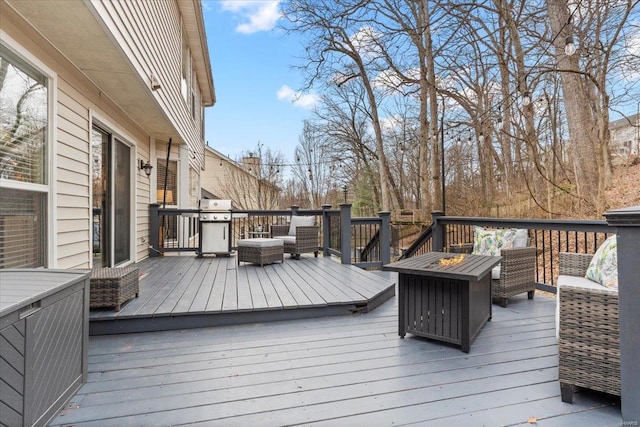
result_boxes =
[149,205,200,254]
[400,211,614,291]
[148,204,391,268]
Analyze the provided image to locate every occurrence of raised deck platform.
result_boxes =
[89,255,396,335]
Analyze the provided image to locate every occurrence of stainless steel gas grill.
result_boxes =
[198,199,233,256]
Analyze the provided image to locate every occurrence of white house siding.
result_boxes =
[609,114,640,162]
[2,0,214,268]
[1,6,152,268]
[92,0,207,187]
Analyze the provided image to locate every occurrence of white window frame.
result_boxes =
[0,31,57,268]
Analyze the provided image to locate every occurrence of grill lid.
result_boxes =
[200,199,232,211]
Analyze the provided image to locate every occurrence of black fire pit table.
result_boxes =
[384,251,502,353]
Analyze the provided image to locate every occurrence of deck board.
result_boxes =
[51,291,621,426]
[89,254,395,334]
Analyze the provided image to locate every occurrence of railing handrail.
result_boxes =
[399,223,433,260]
[397,212,617,289]
[149,204,392,268]
[231,209,327,216]
[440,216,609,232]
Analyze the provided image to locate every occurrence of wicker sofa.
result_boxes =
[557,252,620,403]
[271,216,319,259]
[450,241,537,307]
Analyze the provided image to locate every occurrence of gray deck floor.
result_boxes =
[89,255,395,335]
[52,289,621,426]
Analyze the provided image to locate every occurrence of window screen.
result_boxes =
[0,44,49,268]
[157,160,178,206]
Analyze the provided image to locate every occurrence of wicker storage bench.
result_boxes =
[90,266,139,311]
[237,238,284,267]
[557,252,620,403]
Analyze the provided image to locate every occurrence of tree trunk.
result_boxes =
[547,0,602,213]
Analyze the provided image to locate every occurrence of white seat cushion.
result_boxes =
[557,275,606,290]
[272,235,296,244]
[288,216,315,236]
[237,238,283,248]
[491,266,501,280]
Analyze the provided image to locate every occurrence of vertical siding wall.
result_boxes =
[2,14,151,268]
[55,83,91,268]
[56,81,150,268]
[94,0,205,173]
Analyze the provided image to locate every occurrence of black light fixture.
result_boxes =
[140,159,153,177]
[342,184,348,203]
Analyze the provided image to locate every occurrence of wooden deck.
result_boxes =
[89,255,396,335]
[51,287,622,426]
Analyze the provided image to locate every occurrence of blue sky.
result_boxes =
[202,1,317,162]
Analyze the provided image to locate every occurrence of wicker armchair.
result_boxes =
[271,219,319,259]
[450,242,537,307]
[557,252,620,403]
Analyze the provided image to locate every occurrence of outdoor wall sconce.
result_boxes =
[522,91,532,107]
[140,160,154,177]
[150,73,161,91]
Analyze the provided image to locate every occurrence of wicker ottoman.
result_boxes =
[237,238,284,267]
[90,266,139,311]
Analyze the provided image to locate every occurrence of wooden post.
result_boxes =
[149,203,160,257]
[322,204,332,257]
[605,205,640,423]
[340,203,352,264]
[431,210,445,252]
[379,211,391,265]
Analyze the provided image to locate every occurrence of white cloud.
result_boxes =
[379,116,403,133]
[220,1,281,34]
[277,85,320,110]
[350,26,381,58]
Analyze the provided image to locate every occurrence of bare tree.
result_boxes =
[291,121,335,208]
[281,0,400,211]
[547,0,639,213]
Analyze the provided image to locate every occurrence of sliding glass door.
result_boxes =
[92,126,131,267]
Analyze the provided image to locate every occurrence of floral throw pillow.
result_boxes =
[585,235,618,289]
[472,226,518,256]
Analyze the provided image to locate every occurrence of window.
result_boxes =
[0,43,49,268]
[181,29,190,103]
[157,160,178,206]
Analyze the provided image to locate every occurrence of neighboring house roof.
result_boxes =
[610,113,640,130]
[200,188,219,199]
